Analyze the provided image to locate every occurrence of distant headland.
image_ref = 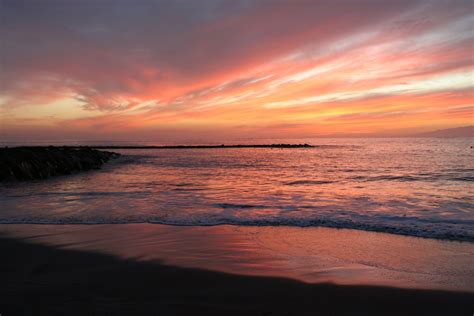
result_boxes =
[412,125,473,138]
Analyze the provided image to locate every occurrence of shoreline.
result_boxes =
[1,224,473,315]
[0,221,471,243]
[2,223,473,292]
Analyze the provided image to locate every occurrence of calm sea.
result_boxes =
[1,138,473,241]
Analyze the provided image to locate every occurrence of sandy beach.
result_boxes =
[3,0,474,314]
[1,224,473,315]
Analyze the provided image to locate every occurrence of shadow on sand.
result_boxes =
[1,234,473,316]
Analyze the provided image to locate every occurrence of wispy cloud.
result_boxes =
[1,0,472,140]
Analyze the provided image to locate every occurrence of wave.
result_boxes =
[285,180,335,185]
[3,191,151,198]
[279,174,473,186]
[450,176,474,182]
[1,215,472,242]
[351,174,474,182]
[214,203,267,209]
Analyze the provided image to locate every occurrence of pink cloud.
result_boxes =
[0,0,472,140]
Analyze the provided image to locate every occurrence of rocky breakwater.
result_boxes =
[0,147,120,181]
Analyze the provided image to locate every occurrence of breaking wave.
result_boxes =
[1,211,473,242]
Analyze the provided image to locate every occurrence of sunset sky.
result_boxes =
[1,0,473,142]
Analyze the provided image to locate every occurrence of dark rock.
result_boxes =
[0,147,120,182]
[69,143,315,149]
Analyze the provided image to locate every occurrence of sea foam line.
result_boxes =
[0,217,472,242]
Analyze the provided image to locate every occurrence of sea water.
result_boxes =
[1,138,473,241]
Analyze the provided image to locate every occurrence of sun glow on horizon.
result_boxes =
[0,0,473,141]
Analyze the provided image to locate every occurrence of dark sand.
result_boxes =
[1,224,473,315]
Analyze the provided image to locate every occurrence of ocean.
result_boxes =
[1,138,473,241]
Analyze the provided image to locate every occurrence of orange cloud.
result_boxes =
[0,0,472,141]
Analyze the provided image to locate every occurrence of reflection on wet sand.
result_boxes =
[2,224,473,292]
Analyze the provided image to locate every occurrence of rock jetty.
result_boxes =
[0,147,120,182]
[67,143,314,149]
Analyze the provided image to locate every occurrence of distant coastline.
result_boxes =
[412,126,474,138]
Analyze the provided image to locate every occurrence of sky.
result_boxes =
[1,0,473,142]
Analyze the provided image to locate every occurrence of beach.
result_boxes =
[1,140,473,314]
[3,0,474,313]
[1,224,473,315]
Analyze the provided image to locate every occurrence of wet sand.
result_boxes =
[1,224,473,315]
